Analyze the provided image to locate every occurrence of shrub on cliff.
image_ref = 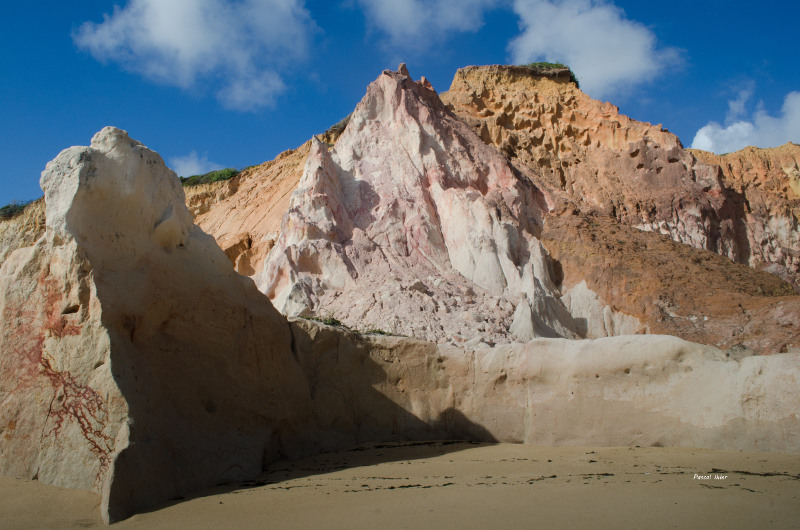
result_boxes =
[522,62,580,89]
[0,200,32,219]
[179,168,239,187]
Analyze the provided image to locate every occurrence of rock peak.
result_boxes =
[258,65,581,343]
[90,126,142,152]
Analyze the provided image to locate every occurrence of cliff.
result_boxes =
[441,65,800,288]
[3,65,798,354]
[257,65,582,344]
[1,126,798,524]
[186,143,312,277]
[689,143,800,287]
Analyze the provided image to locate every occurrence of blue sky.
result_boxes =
[1,0,798,206]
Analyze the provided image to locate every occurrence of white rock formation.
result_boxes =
[438,334,800,451]
[0,127,311,522]
[258,66,581,343]
[561,281,648,338]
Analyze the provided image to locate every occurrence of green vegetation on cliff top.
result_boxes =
[521,62,580,88]
[179,168,240,187]
[0,200,32,220]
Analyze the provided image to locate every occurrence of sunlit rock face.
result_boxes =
[258,65,587,344]
[441,65,800,289]
[186,142,313,278]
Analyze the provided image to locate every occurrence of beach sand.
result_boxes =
[2,442,798,529]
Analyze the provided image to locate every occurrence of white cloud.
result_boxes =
[356,0,501,50]
[508,0,680,99]
[168,150,223,178]
[74,0,314,111]
[725,82,754,123]
[691,91,800,153]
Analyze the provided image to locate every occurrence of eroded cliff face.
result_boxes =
[174,65,799,352]
[258,66,585,344]
[187,143,312,277]
[541,213,799,353]
[2,127,800,525]
[0,198,45,263]
[690,143,800,288]
[441,65,800,287]
[1,127,314,522]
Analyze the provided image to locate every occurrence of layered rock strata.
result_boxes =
[1,128,800,524]
[690,143,800,289]
[441,65,800,287]
[187,142,312,277]
[257,65,588,344]
[542,213,799,353]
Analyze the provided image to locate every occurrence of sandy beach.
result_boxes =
[2,442,798,529]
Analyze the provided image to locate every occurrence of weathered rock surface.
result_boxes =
[257,65,590,344]
[690,143,800,289]
[0,198,45,264]
[1,127,312,522]
[541,213,799,353]
[2,127,800,524]
[441,65,800,287]
[187,143,312,277]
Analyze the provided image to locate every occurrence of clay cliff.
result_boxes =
[258,66,583,344]
[1,127,799,524]
[2,63,800,522]
[440,65,800,289]
[3,65,798,354]
[689,143,800,288]
[181,64,797,352]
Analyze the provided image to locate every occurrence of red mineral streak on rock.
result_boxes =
[39,356,112,485]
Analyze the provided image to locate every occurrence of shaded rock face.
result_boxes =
[1,128,312,522]
[258,66,588,344]
[293,322,800,454]
[440,65,799,288]
[2,127,800,524]
[690,144,800,290]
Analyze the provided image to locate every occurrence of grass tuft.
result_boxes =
[301,314,348,328]
[179,168,239,187]
[524,61,568,70]
[298,315,399,337]
[364,328,391,335]
[0,200,32,220]
[521,62,580,89]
